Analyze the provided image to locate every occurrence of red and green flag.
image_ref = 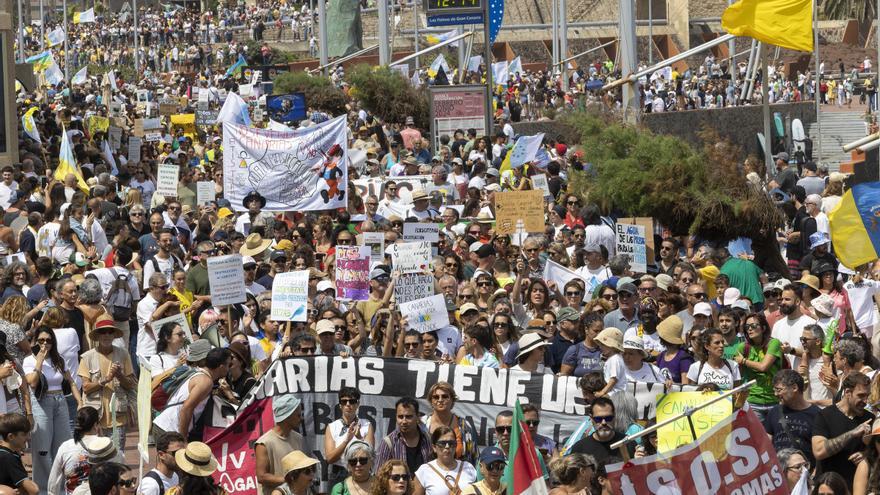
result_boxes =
[502,401,548,495]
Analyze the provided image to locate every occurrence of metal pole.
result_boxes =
[133,0,139,74]
[618,0,639,121]
[611,380,757,449]
[413,1,419,69]
[62,0,68,83]
[378,0,389,64]
[647,0,652,64]
[728,0,734,69]
[460,29,474,83]
[313,43,380,72]
[557,39,618,67]
[746,42,761,103]
[762,43,773,172]
[560,0,568,91]
[815,0,822,160]
[17,0,24,62]
[40,0,45,50]
[457,25,465,75]
[483,0,493,139]
[551,0,558,72]
[318,0,328,75]
[740,39,757,103]
[388,31,473,68]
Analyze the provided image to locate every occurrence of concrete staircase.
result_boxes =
[807,110,866,171]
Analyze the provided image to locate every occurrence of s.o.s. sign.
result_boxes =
[607,409,786,495]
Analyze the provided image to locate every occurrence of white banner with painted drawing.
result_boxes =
[222,115,348,212]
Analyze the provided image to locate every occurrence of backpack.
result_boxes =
[144,471,165,495]
[105,268,134,322]
[150,364,199,412]
[149,254,182,279]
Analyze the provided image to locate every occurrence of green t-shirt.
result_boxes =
[734,338,783,405]
[720,258,765,304]
[723,335,745,360]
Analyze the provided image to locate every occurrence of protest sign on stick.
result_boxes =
[390,242,432,274]
[399,294,449,332]
[336,246,371,301]
[207,255,246,307]
[494,190,544,234]
[271,271,310,321]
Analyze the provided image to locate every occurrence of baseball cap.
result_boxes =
[316,319,336,335]
[370,267,390,281]
[693,302,713,317]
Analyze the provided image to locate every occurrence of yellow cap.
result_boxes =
[218,207,233,219]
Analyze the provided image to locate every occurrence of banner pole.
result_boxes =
[227,305,233,339]
[685,413,698,441]
[610,379,756,450]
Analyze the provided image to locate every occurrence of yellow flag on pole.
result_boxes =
[721,0,813,52]
[56,127,90,194]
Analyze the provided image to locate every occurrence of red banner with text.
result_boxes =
[204,398,273,495]
[607,408,786,495]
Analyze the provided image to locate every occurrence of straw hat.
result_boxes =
[657,315,684,345]
[797,274,820,293]
[281,450,319,478]
[239,233,272,257]
[595,327,624,352]
[516,333,549,360]
[175,442,219,477]
[622,335,648,357]
[85,436,119,464]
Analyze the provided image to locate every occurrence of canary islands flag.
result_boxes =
[425,29,458,46]
[26,51,52,72]
[721,0,813,52]
[22,107,41,144]
[56,126,90,193]
[829,181,880,269]
[225,54,248,78]
[73,7,96,23]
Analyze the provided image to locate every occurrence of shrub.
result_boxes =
[272,71,347,115]
[346,64,428,128]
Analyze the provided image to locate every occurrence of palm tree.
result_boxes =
[823,0,876,23]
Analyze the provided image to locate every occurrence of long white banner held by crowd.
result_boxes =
[222,115,348,212]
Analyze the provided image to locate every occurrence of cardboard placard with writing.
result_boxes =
[493,190,544,234]
[618,217,655,265]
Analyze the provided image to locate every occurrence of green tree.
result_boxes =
[272,71,347,115]
[346,64,429,129]
[823,0,875,22]
[565,112,788,276]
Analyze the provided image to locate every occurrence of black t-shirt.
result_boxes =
[63,306,87,354]
[569,431,628,465]
[812,405,874,488]
[763,403,820,465]
[0,446,28,488]
[405,434,426,476]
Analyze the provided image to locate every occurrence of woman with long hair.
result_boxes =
[0,294,42,365]
[733,312,784,421]
[853,425,880,495]
[53,198,90,265]
[422,382,478,465]
[474,272,497,311]
[812,472,850,495]
[24,326,83,490]
[511,274,553,329]
[685,328,742,391]
[413,426,477,495]
[560,313,603,377]
[512,333,551,374]
[149,322,188,377]
[372,460,410,495]
[168,442,225,495]
[47,406,102,495]
[169,268,202,329]
[816,262,852,334]
[40,306,82,428]
[490,313,519,358]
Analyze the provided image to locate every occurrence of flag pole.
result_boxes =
[483,0,493,139]
[62,0,68,84]
[762,42,773,175]
[814,0,822,161]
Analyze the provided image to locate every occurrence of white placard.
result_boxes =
[271,270,310,321]
[531,173,551,198]
[389,241,432,274]
[156,164,180,197]
[108,126,123,151]
[197,181,216,205]
[207,254,247,306]
[3,253,26,266]
[616,223,648,274]
[150,312,193,343]
[361,232,385,264]
[403,223,440,242]
[127,136,142,164]
[399,294,450,333]
[145,132,162,143]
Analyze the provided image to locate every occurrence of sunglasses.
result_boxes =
[544,320,556,326]
[435,440,456,449]
[335,325,347,332]
[348,457,370,467]
[445,262,458,267]
[493,322,509,328]
[525,419,539,427]
[340,398,358,405]
[477,282,493,287]
[118,479,138,489]
[298,347,316,354]
[744,323,761,330]
[36,338,53,344]
[487,462,506,472]
[432,394,451,401]
[495,426,512,434]
[566,291,581,296]
[602,294,618,301]
[405,342,420,348]
[389,474,408,482]
[688,293,707,299]
[593,415,615,423]
[130,212,144,217]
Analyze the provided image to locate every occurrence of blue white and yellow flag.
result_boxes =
[428,54,449,78]
[225,54,248,78]
[47,27,66,47]
[425,29,459,46]
[71,66,88,85]
[45,57,64,86]
[26,51,52,72]
[21,108,41,144]
[56,126,90,193]
[829,181,880,269]
[73,8,96,24]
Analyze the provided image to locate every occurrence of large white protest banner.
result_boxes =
[271,271,310,321]
[222,115,348,212]
[207,255,247,306]
[542,259,586,293]
[399,294,449,333]
[389,241,432,274]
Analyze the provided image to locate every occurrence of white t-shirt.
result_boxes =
[0,181,18,209]
[149,352,182,378]
[84,266,141,299]
[792,354,833,403]
[414,460,477,495]
[54,327,82,389]
[686,360,741,390]
[603,353,627,393]
[23,354,66,391]
[136,294,160,359]
[625,362,663,382]
[584,224,617,257]
[139,469,179,495]
[574,264,611,292]
[771,314,816,352]
[142,254,180,290]
[434,326,463,357]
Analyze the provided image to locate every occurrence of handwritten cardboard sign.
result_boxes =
[656,391,732,453]
[494,190,544,234]
[390,241,432,274]
[394,273,435,304]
